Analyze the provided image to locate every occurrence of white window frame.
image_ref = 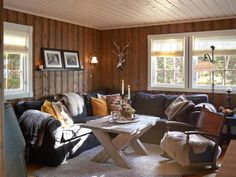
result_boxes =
[4,22,33,100]
[148,29,236,93]
[148,33,189,91]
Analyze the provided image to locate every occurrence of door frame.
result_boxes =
[0,0,5,176]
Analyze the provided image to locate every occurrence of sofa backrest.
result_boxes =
[131,92,208,119]
[131,92,166,117]
[14,90,108,121]
[164,94,208,109]
[15,100,44,119]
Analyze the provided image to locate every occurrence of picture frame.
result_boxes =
[63,50,80,69]
[42,48,63,69]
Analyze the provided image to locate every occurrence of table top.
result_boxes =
[224,114,236,126]
[216,140,236,177]
[80,114,159,134]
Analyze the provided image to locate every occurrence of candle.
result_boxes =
[39,65,44,71]
[121,80,124,95]
[128,85,130,100]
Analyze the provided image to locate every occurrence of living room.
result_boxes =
[0,0,236,177]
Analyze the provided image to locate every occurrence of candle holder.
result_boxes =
[120,94,135,118]
[226,88,232,109]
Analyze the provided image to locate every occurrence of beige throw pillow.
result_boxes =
[52,101,74,128]
[165,94,189,121]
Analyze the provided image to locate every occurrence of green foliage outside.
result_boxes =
[196,55,236,86]
[4,53,22,90]
[153,55,236,87]
[155,56,183,85]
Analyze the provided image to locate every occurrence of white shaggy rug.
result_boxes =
[33,144,206,177]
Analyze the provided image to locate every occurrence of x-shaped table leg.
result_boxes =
[92,124,153,168]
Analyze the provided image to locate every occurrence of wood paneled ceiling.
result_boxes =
[4,0,236,30]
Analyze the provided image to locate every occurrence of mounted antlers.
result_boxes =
[112,40,131,70]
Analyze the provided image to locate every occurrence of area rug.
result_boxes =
[33,144,209,177]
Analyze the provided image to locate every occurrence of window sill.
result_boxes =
[147,86,235,94]
[4,91,33,100]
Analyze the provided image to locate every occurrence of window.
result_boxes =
[148,36,185,89]
[4,22,33,100]
[148,30,236,92]
[192,35,236,89]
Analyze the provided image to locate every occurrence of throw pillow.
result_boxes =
[165,94,189,121]
[41,100,57,118]
[91,97,109,116]
[52,101,74,128]
[83,91,106,116]
[174,101,195,122]
[54,93,84,116]
[97,93,120,99]
[106,94,123,112]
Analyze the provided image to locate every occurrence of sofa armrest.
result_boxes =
[19,109,62,148]
[188,103,217,126]
[43,119,63,146]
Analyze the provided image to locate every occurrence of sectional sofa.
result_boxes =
[15,91,212,166]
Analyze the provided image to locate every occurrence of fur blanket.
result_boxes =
[160,131,219,166]
[55,93,84,116]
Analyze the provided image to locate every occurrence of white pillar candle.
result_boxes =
[121,80,124,95]
[128,85,130,100]
[39,65,44,70]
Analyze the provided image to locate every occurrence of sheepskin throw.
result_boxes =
[55,93,84,116]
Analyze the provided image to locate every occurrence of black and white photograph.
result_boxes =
[42,48,63,69]
[63,51,80,69]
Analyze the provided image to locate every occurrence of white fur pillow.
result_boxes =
[55,93,84,116]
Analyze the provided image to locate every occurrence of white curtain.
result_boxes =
[193,35,236,56]
[4,28,29,53]
[151,38,183,57]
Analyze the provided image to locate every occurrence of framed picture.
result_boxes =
[42,48,63,69]
[63,50,80,69]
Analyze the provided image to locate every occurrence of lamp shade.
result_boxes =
[91,56,98,64]
[194,60,215,72]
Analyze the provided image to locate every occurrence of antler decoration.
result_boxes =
[112,40,132,70]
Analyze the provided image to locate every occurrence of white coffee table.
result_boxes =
[81,114,159,169]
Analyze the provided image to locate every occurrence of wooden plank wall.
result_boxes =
[3,9,101,100]
[100,19,236,109]
[0,1,5,177]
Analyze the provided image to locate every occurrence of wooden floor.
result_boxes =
[27,163,218,177]
[27,152,225,177]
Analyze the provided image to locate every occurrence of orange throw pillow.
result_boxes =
[41,100,57,118]
[91,97,109,116]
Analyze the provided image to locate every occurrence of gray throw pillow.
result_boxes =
[165,94,189,121]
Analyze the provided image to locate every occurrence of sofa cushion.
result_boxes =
[131,92,166,117]
[91,97,109,116]
[165,94,189,121]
